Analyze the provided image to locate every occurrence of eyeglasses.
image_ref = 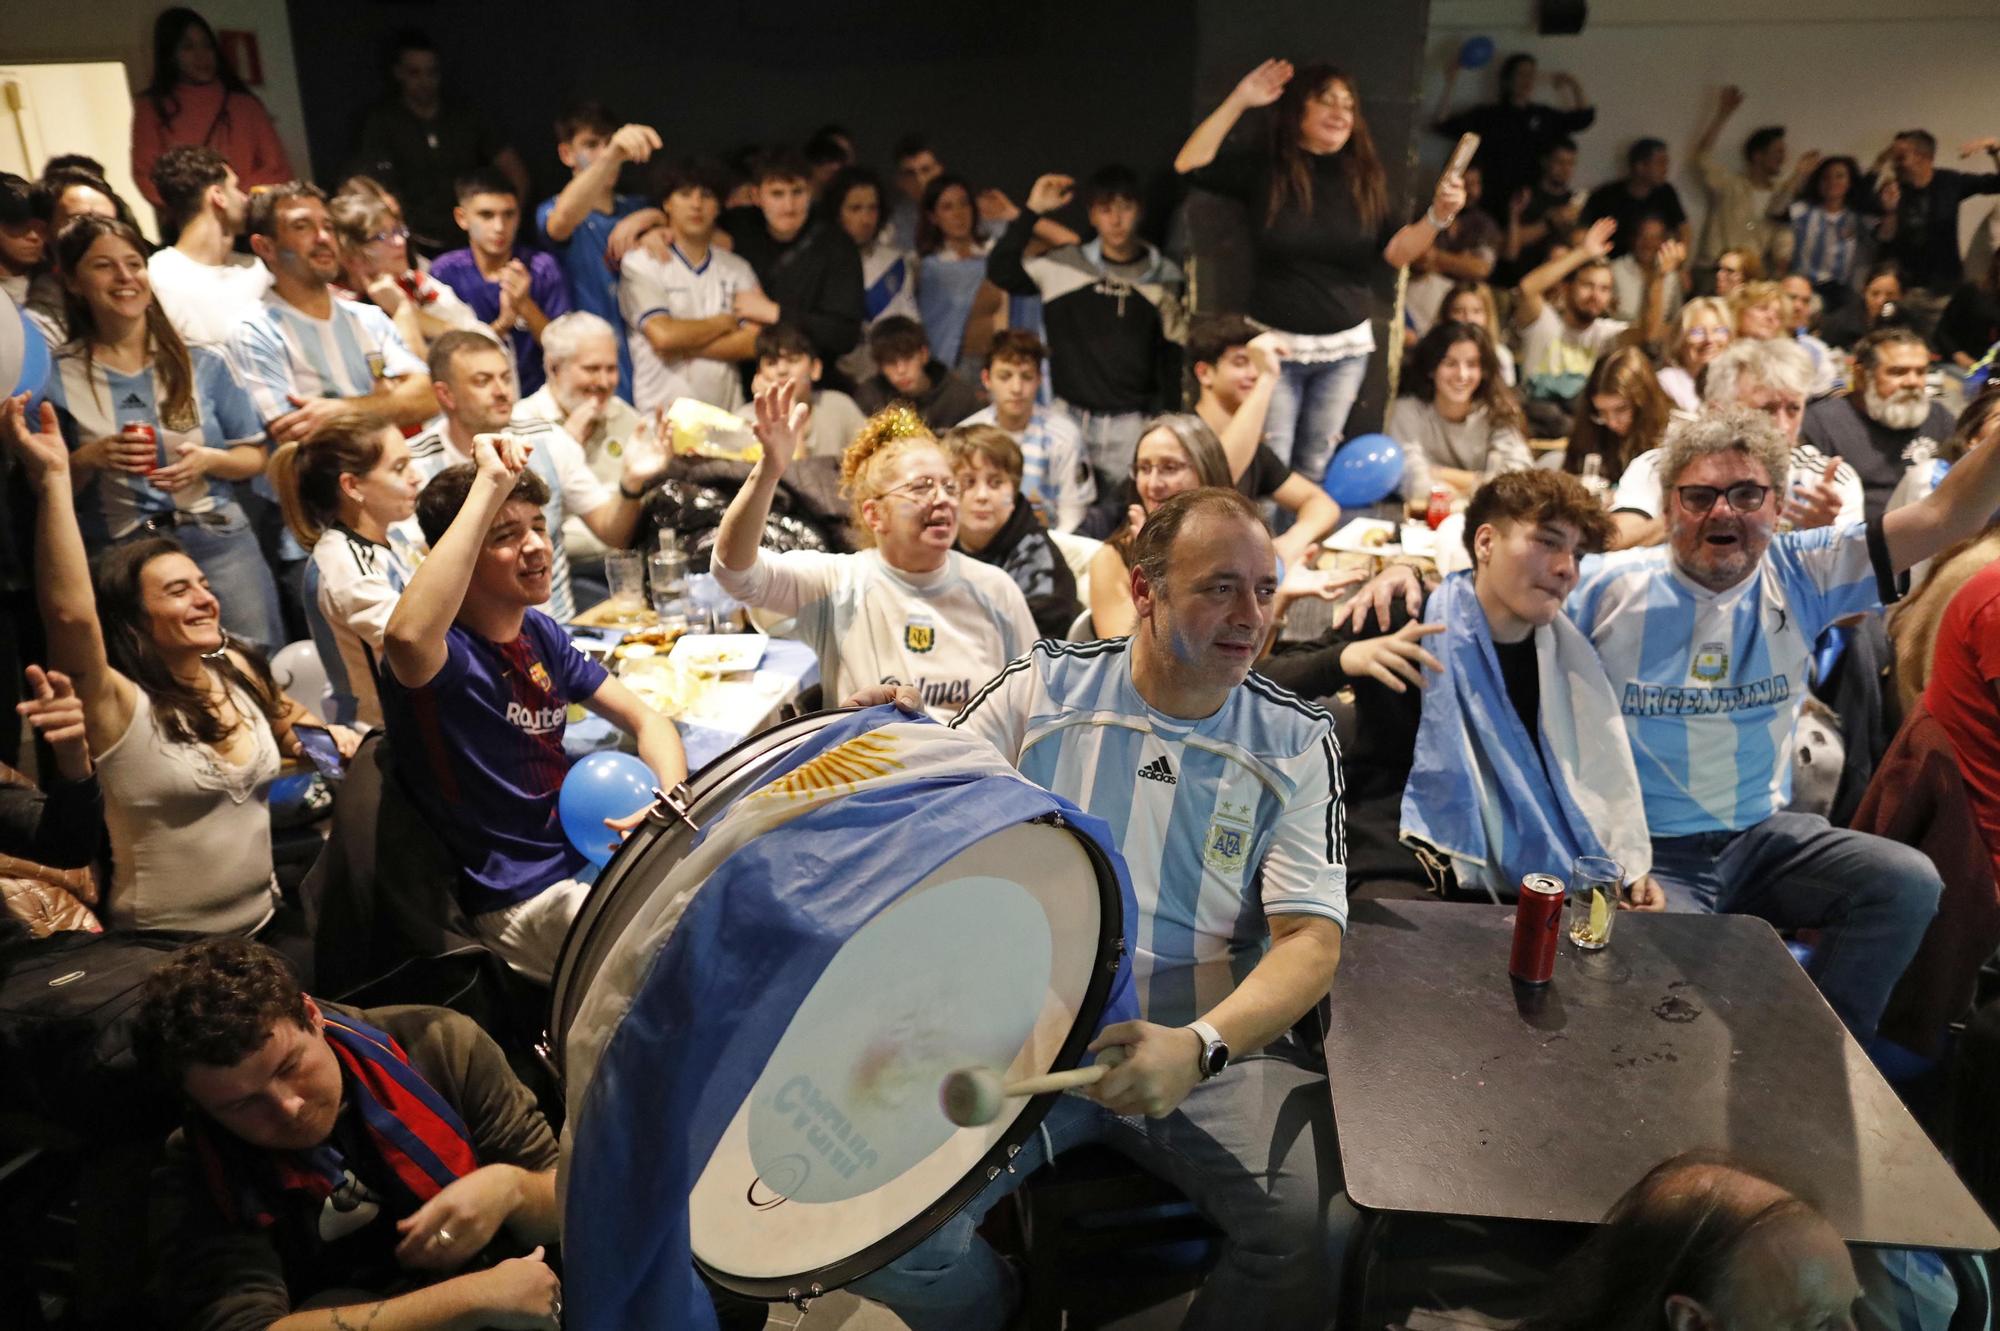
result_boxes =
[883,476,961,503]
[365,225,410,249]
[1684,327,1729,344]
[1135,458,1192,481]
[1674,482,1771,515]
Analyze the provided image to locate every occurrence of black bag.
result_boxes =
[0,929,195,1141]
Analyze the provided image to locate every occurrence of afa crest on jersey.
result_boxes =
[1203,800,1254,874]
[904,619,936,653]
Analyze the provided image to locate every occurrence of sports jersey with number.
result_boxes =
[304,521,424,728]
[406,413,610,622]
[619,242,759,413]
[1568,521,1894,836]
[951,638,1347,1027]
[711,547,1037,723]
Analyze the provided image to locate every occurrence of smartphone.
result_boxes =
[293,723,347,781]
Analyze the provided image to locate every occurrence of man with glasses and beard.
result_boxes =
[1802,328,1956,517]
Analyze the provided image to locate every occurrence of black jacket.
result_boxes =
[0,775,102,869]
[961,493,1079,640]
[853,360,986,431]
[719,208,865,361]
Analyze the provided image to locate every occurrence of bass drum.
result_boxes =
[549,710,1127,1305]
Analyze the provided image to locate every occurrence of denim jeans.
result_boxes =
[1265,354,1369,484]
[850,1035,1352,1331]
[121,502,286,651]
[1648,811,1942,1040]
[1057,400,1148,490]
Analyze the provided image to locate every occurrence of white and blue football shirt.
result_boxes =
[227,292,426,423]
[951,638,1347,1028]
[1568,521,1893,837]
[961,402,1096,533]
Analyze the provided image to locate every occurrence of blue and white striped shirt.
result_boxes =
[226,293,425,424]
[952,638,1347,1027]
[961,403,1096,533]
[1568,522,1892,837]
[1789,204,1861,289]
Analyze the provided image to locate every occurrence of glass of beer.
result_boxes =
[1568,856,1622,951]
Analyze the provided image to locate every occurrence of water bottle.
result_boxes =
[1579,453,1609,503]
[649,530,691,634]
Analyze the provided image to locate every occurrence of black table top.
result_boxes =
[1324,899,1999,1251]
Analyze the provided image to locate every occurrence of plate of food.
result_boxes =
[1325,517,1402,556]
[668,632,770,675]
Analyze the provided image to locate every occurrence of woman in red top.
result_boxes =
[130,8,293,214]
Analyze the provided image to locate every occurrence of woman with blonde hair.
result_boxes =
[713,385,1038,720]
[266,412,425,728]
[328,176,480,357]
[1440,280,1516,386]
[1729,280,1787,341]
[1657,296,1732,410]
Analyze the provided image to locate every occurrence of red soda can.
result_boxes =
[127,423,158,474]
[1508,873,1565,985]
[1426,484,1452,530]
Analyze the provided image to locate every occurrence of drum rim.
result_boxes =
[696,812,1125,1302]
[545,709,1130,1302]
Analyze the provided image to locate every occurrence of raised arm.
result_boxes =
[1383,170,1471,270]
[1883,406,2000,571]
[1429,57,1463,131]
[383,433,532,689]
[544,124,660,242]
[988,174,1072,296]
[1691,85,1743,176]
[1220,334,1287,479]
[577,409,668,550]
[1630,237,1687,349]
[714,381,806,574]
[1176,59,1292,174]
[1,396,136,745]
[1515,216,1616,325]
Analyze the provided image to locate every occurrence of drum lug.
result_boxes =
[787,1283,823,1311]
[986,1165,1002,1181]
[649,783,700,833]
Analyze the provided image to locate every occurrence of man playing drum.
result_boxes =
[848,485,1352,1330]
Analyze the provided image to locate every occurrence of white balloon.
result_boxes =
[271,640,329,712]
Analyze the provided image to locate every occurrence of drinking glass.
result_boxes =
[1567,855,1622,950]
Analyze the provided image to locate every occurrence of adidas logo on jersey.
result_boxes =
[1137,755,1177,785]
[119,392,146,409]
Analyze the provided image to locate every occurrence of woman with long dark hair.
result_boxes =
[1387,321,1530,498]
[914,173,1004,375]
[1176,58,1466,484]
[131,8,293,216]
[1563,345,1673,485]
[826,165,921,383]
[3,392,357,965]
[1786,154,1863,310]
[42,214,285,649]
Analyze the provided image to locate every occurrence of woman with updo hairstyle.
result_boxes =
[267,412,425,728]
[713,385,1038,720]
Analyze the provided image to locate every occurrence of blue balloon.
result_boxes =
[560,751,657,867]
[1459,35,1496,69]
[12,307,48,401]
[1321,433,1406,509]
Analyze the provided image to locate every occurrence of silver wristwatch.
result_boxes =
[1187,1019,1230,1080]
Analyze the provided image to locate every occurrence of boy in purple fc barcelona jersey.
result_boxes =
[379,434,684,984]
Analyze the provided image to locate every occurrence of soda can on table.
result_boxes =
[1426,484,1452,531]
[1508,873,1565,985]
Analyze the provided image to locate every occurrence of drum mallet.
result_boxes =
[939,1064,1107,1128]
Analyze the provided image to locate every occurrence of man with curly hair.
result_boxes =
[135,937,564,1330]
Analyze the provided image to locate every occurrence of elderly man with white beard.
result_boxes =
[1802,327,1955,518]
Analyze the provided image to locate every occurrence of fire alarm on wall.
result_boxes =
[217,29,263,86]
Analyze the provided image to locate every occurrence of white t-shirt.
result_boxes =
[1517,304,1627,402]
[147,246,273,350]
[711,547,1038,722]
[407,412,611,622]
[304,521,424,728]
[619,242,759,413]
[1612,443,1864,524]
[950,638,1347,1027]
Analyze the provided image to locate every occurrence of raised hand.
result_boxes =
[1792,149,1824,178]
[472,432,532,485]
[1717,85,1745,115]
[18,665,91,780]
[975,188,1020,224]
[1432,169,1468,222]
[608,123,663,164]
[1782,457,1844,531]
[1231,58,1294,110]
[1338,620,1447,693]
[1580,216,1618,260]
[1247,330,1291,378]
[749,379,807,480]
[1878,178,1902,210]
[1959,136,2000,159]
[1025,173,1076,215]
[620,406,668,492]
[1,395,71,488]
[1652,237,1688,275]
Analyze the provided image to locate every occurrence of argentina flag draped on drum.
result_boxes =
[559,705,1138,1330]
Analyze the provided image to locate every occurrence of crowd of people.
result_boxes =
[0,9,1998,1330]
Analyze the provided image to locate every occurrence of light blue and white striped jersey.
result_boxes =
[44,346,265,543]
[303,521,424,728]
[1568,522,1892,837]
[961,402,1096,533]
[951,638,1347,1027]
[406,413,610,623]
[1789,203,1861,289]
[226,292,425,425]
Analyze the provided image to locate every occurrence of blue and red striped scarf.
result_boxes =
[192,1012,479,1229]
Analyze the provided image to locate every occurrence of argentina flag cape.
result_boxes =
[1400,573,1651,897]
[560,705,1138,1330]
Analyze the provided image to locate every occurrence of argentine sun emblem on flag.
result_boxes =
[1691,642,1729,683]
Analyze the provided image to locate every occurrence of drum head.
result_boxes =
[549,712,1124,1301]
